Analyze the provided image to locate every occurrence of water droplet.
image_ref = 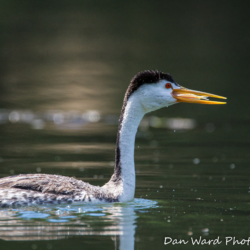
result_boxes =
[202,228,209,233]
[53,113,64,125]
[31,119,45,130]
[230,164,235,169]
[193,158,200,164]
[9,111,20,123]
[87,110,101,123]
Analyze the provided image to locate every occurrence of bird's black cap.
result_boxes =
[125,70,178,100]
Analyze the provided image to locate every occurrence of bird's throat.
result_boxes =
[113,93,145,201]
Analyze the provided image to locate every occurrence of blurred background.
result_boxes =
[0,0,249,248]
[0,0,249,119]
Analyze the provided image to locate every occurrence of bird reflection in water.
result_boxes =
[0,199,156,249]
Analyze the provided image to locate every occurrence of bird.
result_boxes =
[0,70,226,207]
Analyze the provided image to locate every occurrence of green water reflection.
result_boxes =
[0,0,249,249]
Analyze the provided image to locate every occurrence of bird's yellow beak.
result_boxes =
[171,88,227,105]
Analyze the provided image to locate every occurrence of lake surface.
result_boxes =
[0,1,249,249]
[0,118,249,249]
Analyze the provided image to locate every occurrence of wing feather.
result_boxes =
[0,174,94,195]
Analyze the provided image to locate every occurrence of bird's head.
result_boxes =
[127,70,226,113]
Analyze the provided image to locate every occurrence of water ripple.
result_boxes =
[0,198,157,241]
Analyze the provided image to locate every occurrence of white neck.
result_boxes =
[117,93,145,201]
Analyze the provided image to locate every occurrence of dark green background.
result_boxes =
[0,1,249,249]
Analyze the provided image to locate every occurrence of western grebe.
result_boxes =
[0,70,226,207]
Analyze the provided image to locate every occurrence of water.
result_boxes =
[0,198,157,241]
[0,121,249,249]
[0,1,250,249]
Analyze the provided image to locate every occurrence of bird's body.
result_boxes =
[0,174,119,207]
[0,70,226,207]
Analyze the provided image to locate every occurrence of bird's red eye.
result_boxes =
[165,83,172,89]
